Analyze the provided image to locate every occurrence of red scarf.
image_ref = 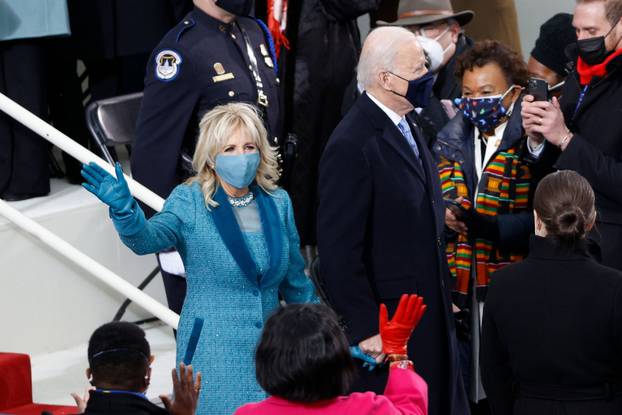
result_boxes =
[577,48,622,85]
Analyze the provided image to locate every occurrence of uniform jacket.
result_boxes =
[317,93,468,415]
[481,236,622,415]
[132,7,281,212]
[111,183,318,414]
[0,0,70,41]
[557,53,622,270]
[83,391,169,415]
[234,366,428,415]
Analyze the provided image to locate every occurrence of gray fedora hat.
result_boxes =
[378,0,474,27]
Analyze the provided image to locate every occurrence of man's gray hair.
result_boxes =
[357,27,418,89]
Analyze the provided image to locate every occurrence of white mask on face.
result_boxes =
[417,26,454,71]
[416,36,444,73]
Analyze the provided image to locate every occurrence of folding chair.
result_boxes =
[85,92,193,169]
[85,92,143,164]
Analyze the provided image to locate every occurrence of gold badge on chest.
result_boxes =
[212,62,235,83]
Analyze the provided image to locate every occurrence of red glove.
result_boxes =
[379,294,427,357]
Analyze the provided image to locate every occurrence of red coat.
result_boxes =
[234,367,428,415]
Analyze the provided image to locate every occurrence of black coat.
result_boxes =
[83,390,169,415]
[285,0,381,244]
[68,0,191,59]
[557,54,622,271]
[481,236,622,415]
[317,93,469,415]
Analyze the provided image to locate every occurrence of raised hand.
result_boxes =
[81,162,134,213]
[160,363,201,415]
[379,294,427,358]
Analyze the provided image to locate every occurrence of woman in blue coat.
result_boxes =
[81,102,319,415]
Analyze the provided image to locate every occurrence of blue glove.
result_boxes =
[81,162,134,214]
[350,346,378,371]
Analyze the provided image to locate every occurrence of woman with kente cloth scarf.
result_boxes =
[433,40,553,405]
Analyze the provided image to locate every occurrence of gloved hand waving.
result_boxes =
[379,294,427,359]
[81,162,135,214]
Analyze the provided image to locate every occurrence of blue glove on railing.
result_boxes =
[350,346,378,371]
[81,162,135,215]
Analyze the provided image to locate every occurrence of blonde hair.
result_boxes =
[186,103,280,207]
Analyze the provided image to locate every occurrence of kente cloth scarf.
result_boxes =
[438,146,532,305]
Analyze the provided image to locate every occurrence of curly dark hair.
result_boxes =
[456,40,530,88]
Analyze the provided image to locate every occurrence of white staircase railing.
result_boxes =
[0,92,179,329]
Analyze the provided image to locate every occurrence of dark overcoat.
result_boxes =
[481,236,622,415]
[557,53,622,271]
[317,92,469,415]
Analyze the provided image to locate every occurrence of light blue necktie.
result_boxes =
[397,118,421,161]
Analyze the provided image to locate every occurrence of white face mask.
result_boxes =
[416,26,453,72]
[416,36,444,73]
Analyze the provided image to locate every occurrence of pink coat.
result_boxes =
[234,366,428,415]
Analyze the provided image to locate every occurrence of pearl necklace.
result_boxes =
[227,191,254,208]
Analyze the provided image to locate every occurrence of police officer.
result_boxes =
[131,0,282,316]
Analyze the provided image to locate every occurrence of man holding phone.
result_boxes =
[522,0,622,271]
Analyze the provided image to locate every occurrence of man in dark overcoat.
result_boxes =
[522,0,622,271]
[317,26,469,415]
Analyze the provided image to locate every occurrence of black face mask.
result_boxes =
[389,71,435,108]
[216,0,253,16]
[577,25,616,65]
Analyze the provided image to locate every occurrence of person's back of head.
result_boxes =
[87,321,153,392]
[533,170,597,245]
[255,303,356,403]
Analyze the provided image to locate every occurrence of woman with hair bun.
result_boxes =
[80,102,319,415]
[481,170,622,415]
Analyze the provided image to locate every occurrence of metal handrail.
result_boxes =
[0,93,164,212]
[0,92,179,329]
[0,199,179,329]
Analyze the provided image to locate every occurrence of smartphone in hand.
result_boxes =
[527,78,549,102]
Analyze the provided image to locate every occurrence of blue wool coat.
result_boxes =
[110,182,318,415]
[0,0,70,41]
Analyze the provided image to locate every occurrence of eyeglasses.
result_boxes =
[407,21,449,39]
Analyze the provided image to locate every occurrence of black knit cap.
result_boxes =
[531,13,577,78]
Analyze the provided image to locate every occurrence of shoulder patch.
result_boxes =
[155,50,183,82]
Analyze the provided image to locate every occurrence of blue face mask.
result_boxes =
[215,152,260,189]
[389,71,435,108]
[454,85,516,132]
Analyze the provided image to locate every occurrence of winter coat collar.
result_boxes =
[527,235,592,261]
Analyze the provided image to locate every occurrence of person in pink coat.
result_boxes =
[235,294,429,415]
